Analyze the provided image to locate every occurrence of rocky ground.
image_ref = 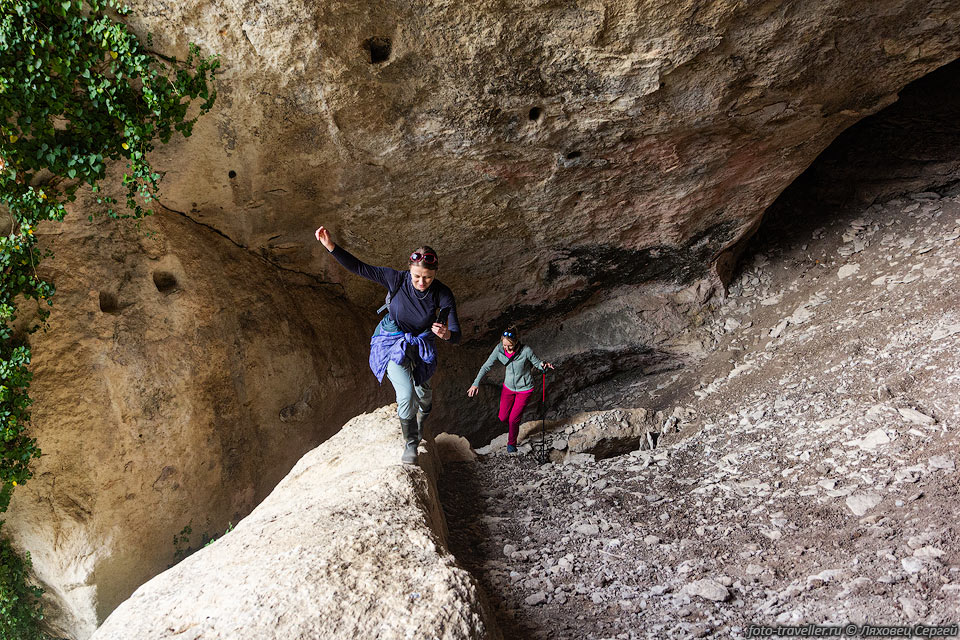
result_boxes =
[439,185,960,639]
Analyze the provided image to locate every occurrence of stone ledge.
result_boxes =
[91,405,501,640]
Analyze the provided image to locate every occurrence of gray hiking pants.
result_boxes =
[386,359,433,421]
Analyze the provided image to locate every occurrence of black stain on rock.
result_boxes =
[486,221,737,333]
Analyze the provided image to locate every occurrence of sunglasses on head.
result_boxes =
[502,331,516,338]
[410,251,438,266]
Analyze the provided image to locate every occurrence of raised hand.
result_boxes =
[315,226,335,252]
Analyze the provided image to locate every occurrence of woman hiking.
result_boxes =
[467,325,553,453]
[315,226,461,465]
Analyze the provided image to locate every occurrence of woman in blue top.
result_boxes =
[316,225,460,465]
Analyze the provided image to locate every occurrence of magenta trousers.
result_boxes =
[499,386,534,445]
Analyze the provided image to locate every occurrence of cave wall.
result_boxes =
[6,209,389,638]
[134,0,960,327]
[131,0,960,439]
[7,1,960,637]
[124,0,960,438]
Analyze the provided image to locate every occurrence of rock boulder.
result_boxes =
[90,405,500,640]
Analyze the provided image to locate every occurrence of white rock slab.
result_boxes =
[898,408,936,425]
[846,492,882,516]
[838,264,860,279]
[848,428,891,450]
[682,578,730,602]
[928,455,955,471]
[92,405,500,640]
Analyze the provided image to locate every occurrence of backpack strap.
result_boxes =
[502,343,524,368]
[377,290,392,315]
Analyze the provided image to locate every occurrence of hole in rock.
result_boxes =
[362,37,392,64]
[152,271,179,294]
[228,170,237,179]
[528,106,542,121]
[99,292,119,314]
[565,150,582,160]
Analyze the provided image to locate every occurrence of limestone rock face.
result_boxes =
[6,211,389,639]
[117,0,960,443]
[90,405,501,640]
[126,0,960,331]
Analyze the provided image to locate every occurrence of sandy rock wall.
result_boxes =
[127,0,960,331]
[90,405,501,640]
[118,0,960,442]
[6,209,389,638]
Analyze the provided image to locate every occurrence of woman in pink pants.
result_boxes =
[468,326,553,452]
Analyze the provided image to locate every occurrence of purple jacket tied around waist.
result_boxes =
[369,324,438,386]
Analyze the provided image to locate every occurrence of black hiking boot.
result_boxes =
[400,418,419,465]
[416,408,431,443]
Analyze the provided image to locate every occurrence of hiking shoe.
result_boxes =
[401,441,419,465]
[506,444,518,453]
[400,418,419,465]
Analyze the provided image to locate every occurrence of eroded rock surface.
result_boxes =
[6,211,389,638]
[129,0,960,328]
[440,169,960,640]
[114,0,960,443]
[90,405,500,640]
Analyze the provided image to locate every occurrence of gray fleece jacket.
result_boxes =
[472,344,546,392]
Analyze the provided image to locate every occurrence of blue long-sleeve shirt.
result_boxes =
[330,244,461,343]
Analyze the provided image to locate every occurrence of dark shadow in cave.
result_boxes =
[458,344,674,449]
[740,56,960,265]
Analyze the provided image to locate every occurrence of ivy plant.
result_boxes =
[0,535,44,640]
[0,0,218,634]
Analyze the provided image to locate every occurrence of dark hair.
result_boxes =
[409,245,439,270]
[501,324,521,346]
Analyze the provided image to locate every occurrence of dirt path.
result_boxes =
[439,186,960,639]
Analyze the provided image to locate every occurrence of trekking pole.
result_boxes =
[534,370,550,465]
